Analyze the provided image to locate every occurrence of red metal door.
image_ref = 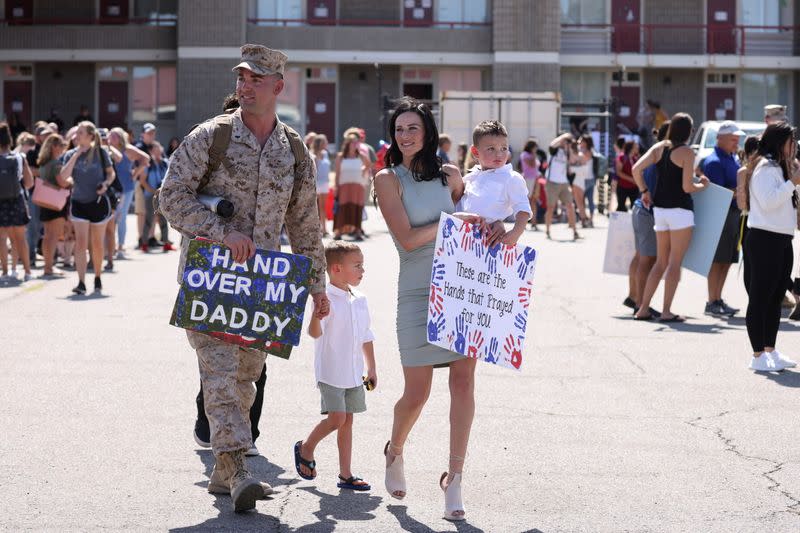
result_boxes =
[306,82,336,142]
[611,0,640,53]
[100,0,129,23]
[3,81,32,129]
[611,85,640,133]
[307,0,335,25]
[98,81,129,129]
[5,0,32,24]
[707,0,736,54]
[404,0,432,27]
[706,88,735,121]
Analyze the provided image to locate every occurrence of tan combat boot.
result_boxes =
[208,455,274,497]
[211,450,270,511]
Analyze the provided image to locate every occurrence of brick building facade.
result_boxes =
[1,0,798,147]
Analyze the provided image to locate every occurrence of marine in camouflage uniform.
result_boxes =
[160,44,327,512]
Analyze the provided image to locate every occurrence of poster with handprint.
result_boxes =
[426,213,537,371]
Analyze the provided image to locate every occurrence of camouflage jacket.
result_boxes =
[160,108,326,293]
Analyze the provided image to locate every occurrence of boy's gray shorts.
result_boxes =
[632,204,657,257]
[318,382,366,414]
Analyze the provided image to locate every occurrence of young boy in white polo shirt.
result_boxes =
[294,241,376,491]
[460,120,532,246]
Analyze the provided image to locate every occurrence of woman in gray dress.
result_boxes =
[374,98,499,521]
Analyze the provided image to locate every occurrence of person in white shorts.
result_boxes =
[632,113,710,323]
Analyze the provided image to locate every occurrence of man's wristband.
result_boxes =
[640,188,649,194]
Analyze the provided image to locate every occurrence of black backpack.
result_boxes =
[0,153,22,200]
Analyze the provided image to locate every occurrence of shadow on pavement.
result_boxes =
[172,450,298,532]
[761,369,800,388]
[387,504,486,533]
[60,292,111,301]
[292,485,381,532]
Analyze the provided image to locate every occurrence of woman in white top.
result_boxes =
[742,122,800,372]
[571,140,592,228]
[312,134,331,236]
[333,134,370,241]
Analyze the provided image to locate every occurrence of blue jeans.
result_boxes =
[583,178,596,216]
[25,195,41,260]
[115,190,135,249]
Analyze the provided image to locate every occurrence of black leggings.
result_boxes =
[743,228,794,352]
[616,186,639,212]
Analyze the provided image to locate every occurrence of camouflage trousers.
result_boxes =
[187,331,267,456]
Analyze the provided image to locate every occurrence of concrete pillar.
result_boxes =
[491,0,560,92]
[176,1,247,135]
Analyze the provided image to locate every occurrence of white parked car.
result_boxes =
[691,120,765,169]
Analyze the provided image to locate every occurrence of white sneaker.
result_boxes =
[769,350,797,369]
[750,352,785,372]
[245,445,260,457]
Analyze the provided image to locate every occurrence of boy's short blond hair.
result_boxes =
[325,241,362,270]
[472,120,508,147]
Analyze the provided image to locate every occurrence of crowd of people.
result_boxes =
[621,105,800,373]
[3,41,800,523]
[0,116,179,294]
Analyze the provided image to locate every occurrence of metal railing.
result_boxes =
[247,17,490,28]
[0,16,177,26]
[561,23,798,56]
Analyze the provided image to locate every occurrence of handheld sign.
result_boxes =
[170,239,312,353]
[682,182,733,277]
[602,211,635,275]
[426,213,537,371]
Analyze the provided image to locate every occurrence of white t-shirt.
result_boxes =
[314,283,375,389]
[547,148,569,184]
[459,164,532,223]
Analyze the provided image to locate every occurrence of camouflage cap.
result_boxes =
[232,44,287,77]
[764,104,787,121]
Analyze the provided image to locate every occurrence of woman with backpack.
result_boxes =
[139,141,171,252]
[0,122,34,281]
[107,127,149,259]
[741,122,800,372]
[58,121,115,294]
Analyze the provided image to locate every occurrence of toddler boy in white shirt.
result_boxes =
[294,241,376,491]
[460,120,532,246]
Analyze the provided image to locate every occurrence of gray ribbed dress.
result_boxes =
[390,165,463,367]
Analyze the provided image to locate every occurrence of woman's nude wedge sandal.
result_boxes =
[440,471,465,521]
[384,441,407,500]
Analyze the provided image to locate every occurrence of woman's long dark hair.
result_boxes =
[744,121,797,209]
[384,97,446,184]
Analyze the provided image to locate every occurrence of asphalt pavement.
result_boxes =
[3,208,800,532]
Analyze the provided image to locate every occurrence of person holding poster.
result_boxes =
[633,113,710,322]
[159,45,328,513]
[741,122,800,372]
[374,97,497,521]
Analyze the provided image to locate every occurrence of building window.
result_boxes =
[707,73,736,85]
[560,0,606,24]
[436,0,489,27]
[4,65,33,78]
[561,71,607,103]
[741,0,782,30]
[132,65,176,122]
[277,67,303,133]
[98,66,130,80]
[255,0,304,25]
[134,0,177,25]
[740,73,789,121]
